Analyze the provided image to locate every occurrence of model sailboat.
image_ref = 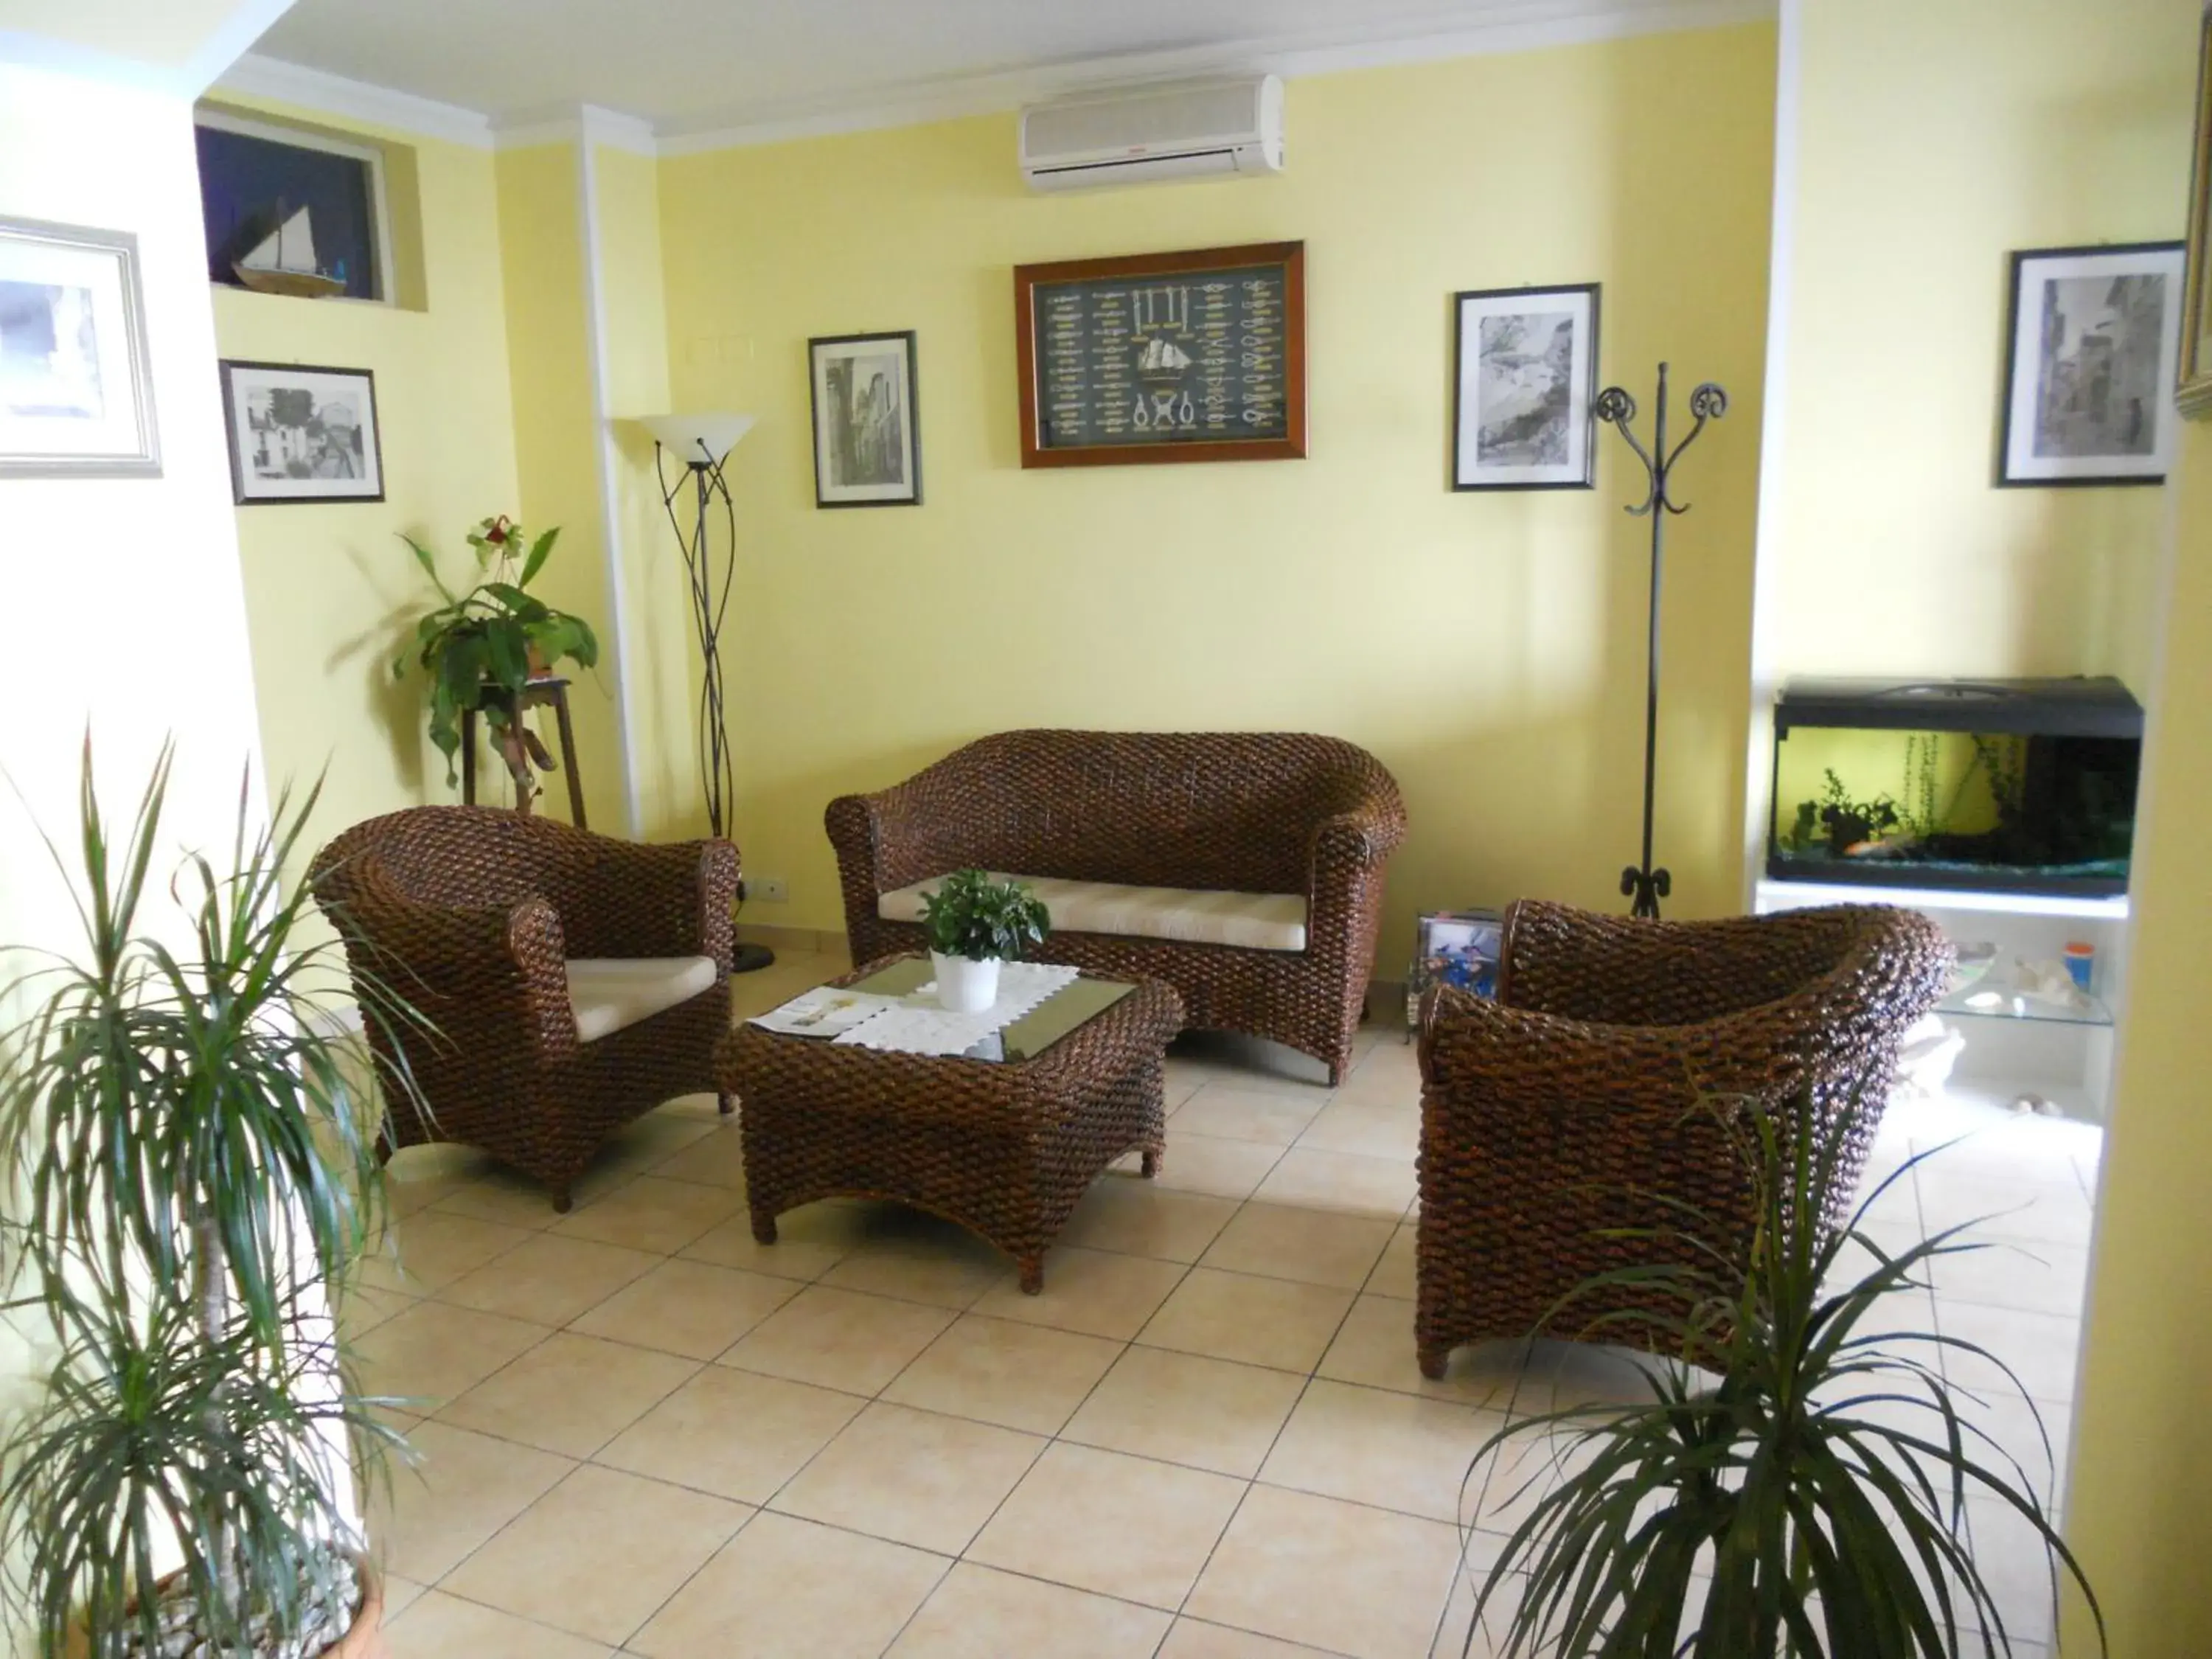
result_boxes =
[233,206,347,299]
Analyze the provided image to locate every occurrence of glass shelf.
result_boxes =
[1936,987,2113,1029]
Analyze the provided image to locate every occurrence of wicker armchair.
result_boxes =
[1413,900,1951,1378]
[827,731,1406,1083]
[310,807,739,1210]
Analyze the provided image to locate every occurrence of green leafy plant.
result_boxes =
[392,515,598,801]
[917,869,1051,962]
[1457,1090,2101,1658]
[1794,768,1902,855]
[0,743,419,1657]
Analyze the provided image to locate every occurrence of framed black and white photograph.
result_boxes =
[1451,283,1599,490]
[2000,243,2184,486]
[218,359,383,504]
[808,330,920,507]
[0,216,160,479]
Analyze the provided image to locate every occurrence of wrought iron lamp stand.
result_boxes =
[1593,363,1729,920]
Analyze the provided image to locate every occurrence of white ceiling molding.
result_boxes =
[216,51,495,146]
[495,102,659,156]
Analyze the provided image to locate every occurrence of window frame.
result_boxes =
[193,106,397,307]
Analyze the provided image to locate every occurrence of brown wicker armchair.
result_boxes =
[1413,900,1951,1378]
[826,731,1407,1083]
[311,807,739,1210]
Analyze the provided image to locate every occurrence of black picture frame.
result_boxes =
[1997,241,2185,488]
[808,330,922,507]
[1450,282,1600,491]
[218,358,384,504]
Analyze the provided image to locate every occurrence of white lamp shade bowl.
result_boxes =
[641,412,757,466]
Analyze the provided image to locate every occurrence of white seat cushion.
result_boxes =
[566,956,718,1043]
[877,873,1307,954]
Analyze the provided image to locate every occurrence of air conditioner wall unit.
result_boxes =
[1020,75,1284,192]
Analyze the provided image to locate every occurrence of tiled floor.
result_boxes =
[360,943,2096,1659]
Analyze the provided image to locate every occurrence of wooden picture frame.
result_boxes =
[2182,1,2212,417]
[808,330,922,507]
[1015,240,1306,467]
[218,359,384,504]
[0,215,161,479]
[1997,243,2183,487]
[1450,282,1600,490]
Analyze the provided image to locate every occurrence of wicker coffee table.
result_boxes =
[717,956,1185,1293]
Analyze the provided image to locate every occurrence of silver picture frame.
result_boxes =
[0,215,161,479]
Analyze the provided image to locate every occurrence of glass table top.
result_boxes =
[843,958,1138,1062]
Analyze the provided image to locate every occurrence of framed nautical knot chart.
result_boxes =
[1014,240,1307,467]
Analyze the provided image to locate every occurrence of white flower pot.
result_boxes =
[931,951,1002,1013]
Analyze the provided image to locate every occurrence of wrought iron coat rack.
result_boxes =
[1593,362,1729,920]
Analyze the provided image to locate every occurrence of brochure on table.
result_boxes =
[749,961,1083,1057]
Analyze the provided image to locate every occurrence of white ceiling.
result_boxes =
[246,0,1757,142]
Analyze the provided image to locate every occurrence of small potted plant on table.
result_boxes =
[917,869,1051,1013]
[393,515,597,813]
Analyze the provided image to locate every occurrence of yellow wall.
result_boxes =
[658,24,1778,961]
[209,102,525,858]
[2065,417,2212,1652]
[1767,0,2196,693]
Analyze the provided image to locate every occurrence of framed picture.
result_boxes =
[1451,284,1599,490]
[218,359,383,504]
[0,216,160,479]
[808,330,921,507]
[1999,243,2184,486]
[2180,4,2212,417]
[1015,241,1307,467]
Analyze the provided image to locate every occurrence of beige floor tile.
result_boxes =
[596,1365,866,1504]
[1335,1043,1423,1109]
[552,1175,746,1255]
[1140,1267,1353,1373]
[379,1574,428,1624]
[352,1301,550,1408]
[1140,1133,1287,1202]
[383,1147,492,1217]
[362,1211,535,1295]
[719,1284,955,1393]
[594,1111,721,1177]
[969,1441,1248,1609]
[375,1421,573,1583]
[819,1230,1010,1310]
[1295,1100,1419,1162]
[1158,1620,1343,1658]
[436,1233,660,1329]
[887,1562,1172,1658]
[1253,1150,1417,1219]
[1966,1495,2065,1646]
[1315,1297,1527,1409]
[384,1589,613,1659]
[629,1512,947,1659]
[1175,1085,1332,1147]
[1062,1346,1307,1478]
[882,1313,1123,1434]
[647,1123,751,1191]
[431,1160,630,1228]
[1259,1379,1503,1525]
[437,1332,699,1458]
[1914,1168,2093,1248]
[970,1246,1189,1340]
[1935,1301,2081,1405]
[441,1464,748,1646]
[1057,1178,1240,1263]
[1186,1485,1464,1659]
[1366,1225,1417,1300]
[335,1281,417,1343]
[682,1200,866,1281]
[570,1258,799,1359]
[770,1400,1046,1554]
[1928,1238,2090,1319]
[1200,1203,1394,1290]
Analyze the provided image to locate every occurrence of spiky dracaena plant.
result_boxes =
[1455,1090,2103,1659]
[0,742,420,1658]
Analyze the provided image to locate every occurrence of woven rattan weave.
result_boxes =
[1413,900,1951,1378]
[825,730,1405,1085]
[311,806,739,1211]
[718,959,1185,1293]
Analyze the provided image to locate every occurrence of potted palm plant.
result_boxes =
[0,745,412,1658]
[1455,1091,2103,1658]
[916,869,1051,1013]
[392,515,597,813]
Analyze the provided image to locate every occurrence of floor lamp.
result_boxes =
[642,412,772,973]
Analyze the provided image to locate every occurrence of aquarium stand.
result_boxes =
[1593,363,1729,919]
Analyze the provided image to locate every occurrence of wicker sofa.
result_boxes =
[1413,900,1950,1378]
[826,731,1407,1083]
[311,807,738,1210]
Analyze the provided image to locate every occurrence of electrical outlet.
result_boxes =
[752,875,789,904]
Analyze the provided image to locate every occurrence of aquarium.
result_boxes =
[1767,677,2142,897]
